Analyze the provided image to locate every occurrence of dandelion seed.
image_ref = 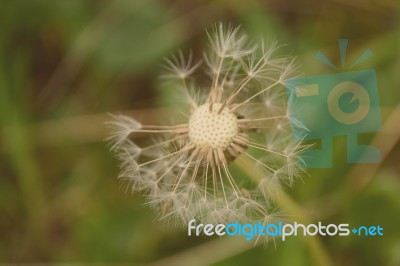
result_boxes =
[107,23,307,225]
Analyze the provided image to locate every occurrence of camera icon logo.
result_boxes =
[286,40,382,168]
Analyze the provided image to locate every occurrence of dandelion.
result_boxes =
[106,23,306,225]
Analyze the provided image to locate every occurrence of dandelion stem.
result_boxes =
[149,234,262,266]
[235,156,333,266]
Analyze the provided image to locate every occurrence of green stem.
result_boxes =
[235,156,333,266]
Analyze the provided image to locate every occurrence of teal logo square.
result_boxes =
[285,41,382,168]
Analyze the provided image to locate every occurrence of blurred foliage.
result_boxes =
[0,0,399,265]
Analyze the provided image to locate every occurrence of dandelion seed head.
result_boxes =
[106,23,307,225]
[188,103,238,149]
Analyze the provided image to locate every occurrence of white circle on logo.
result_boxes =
[327,81,370,124]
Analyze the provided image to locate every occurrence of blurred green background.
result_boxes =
[0,0,399,265]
